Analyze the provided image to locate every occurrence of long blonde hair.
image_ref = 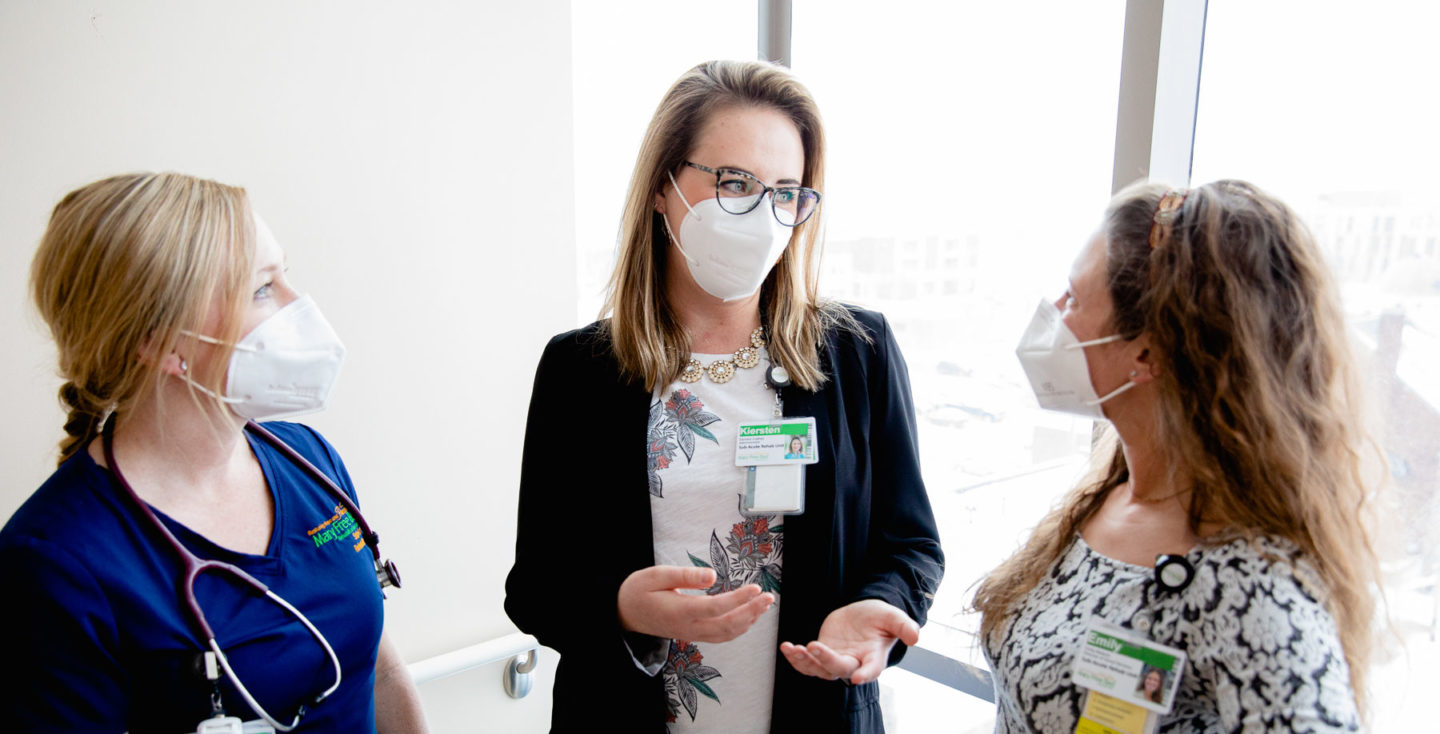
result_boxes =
[601,60,855,392]
[30,172,254,463]
[973,180,1380,711]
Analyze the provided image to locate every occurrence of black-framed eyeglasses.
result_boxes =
[684,161,822,227]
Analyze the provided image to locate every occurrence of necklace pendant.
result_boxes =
[734,346,760,369]
[680,358,704,383]
[682,327,766,385]
[705,359,737,383]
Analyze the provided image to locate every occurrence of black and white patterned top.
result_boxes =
[983,534,1360,733]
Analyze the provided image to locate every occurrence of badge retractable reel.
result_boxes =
[1153,554,1195,593]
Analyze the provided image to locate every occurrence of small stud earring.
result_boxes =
[180,359,189,373]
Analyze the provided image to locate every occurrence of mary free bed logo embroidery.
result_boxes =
[308,504,366,552]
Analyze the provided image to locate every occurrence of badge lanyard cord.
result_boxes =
[100,418,399,730]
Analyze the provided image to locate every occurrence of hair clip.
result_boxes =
[1148,190,1188,249]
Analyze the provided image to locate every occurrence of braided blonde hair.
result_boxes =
[30,172,253,463]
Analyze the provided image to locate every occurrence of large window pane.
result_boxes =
[792,1,1125,727]
[572,3,756,322]
[1191,2,1440,730]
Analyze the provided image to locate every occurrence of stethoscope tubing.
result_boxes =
[100,419,353,731]
[244,422,383,564]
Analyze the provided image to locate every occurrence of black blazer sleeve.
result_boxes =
[504,330,645,656]
[852,312,944,637]
[503,327,668,731]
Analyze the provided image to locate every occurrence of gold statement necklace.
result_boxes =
[680,327,765,384]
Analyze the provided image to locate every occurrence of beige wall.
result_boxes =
[0,1,576,729]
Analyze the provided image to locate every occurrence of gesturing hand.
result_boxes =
[779,599,920,685]
[617,566,775,644]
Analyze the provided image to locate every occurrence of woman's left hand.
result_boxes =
[779,599,919,685]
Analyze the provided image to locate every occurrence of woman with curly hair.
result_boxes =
[977,180,1379,731]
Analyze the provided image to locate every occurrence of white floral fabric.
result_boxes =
[647,350,784,734]
[985,534,1360,733]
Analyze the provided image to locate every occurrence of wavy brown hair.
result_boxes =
[601,60,857,392]
[30,172,253,464]
[972,179,1379,712]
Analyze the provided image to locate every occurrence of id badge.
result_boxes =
[736,418,817,515]
[1070,620,1185,734]
[194,717,275,734]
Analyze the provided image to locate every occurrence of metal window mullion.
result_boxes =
[759,0,792,66]
[1112,0,1208,192]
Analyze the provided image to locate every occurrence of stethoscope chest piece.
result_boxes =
[1154,554,1195,593]
[378,558,402,590]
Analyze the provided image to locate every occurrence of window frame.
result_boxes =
[766,0,1210,701]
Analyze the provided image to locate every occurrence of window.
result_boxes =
[572,3,757,323]
[792,0,1125,726]
[1192,3,1440,729]
[569,2,1434,729]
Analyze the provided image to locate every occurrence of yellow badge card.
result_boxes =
[1075,690,1155,734]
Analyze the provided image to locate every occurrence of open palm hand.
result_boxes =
[779,599,919,685]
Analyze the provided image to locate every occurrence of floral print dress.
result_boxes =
[647,350,784,734]
[984,534,1360,733]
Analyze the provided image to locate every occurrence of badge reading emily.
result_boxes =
[1071,620,1186,734]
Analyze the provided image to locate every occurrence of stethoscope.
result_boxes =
[101,419,401,732]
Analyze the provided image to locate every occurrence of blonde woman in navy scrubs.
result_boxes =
[2,172,427,732]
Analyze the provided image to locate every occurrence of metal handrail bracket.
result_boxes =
[408,631,541,699]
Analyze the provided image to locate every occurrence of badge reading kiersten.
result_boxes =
[736,418,817,515]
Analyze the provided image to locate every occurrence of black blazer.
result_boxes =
[505,307,944,733]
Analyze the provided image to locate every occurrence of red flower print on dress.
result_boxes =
[664,389,721,464]
[688,511,784,596]
[646,389,722,498]
[646,400,679,497]
[662,639,721,726]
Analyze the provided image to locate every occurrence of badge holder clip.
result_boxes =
[193,652,276,734]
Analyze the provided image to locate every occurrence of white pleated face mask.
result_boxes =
[183,295,347,420]
[661,170,791,302]
[1014,299,1135,420]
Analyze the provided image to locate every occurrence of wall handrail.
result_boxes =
[896,645,995,703]
[408,631,540,686]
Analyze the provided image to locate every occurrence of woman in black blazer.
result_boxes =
[505,60,943,733]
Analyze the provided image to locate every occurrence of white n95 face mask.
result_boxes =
[1014,299,1135,420]
[661,171,792,302]
[182,295,347,420]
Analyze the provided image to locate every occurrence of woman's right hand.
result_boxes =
[617,566,774,643]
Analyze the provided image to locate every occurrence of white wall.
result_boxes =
[0,1,576,729]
